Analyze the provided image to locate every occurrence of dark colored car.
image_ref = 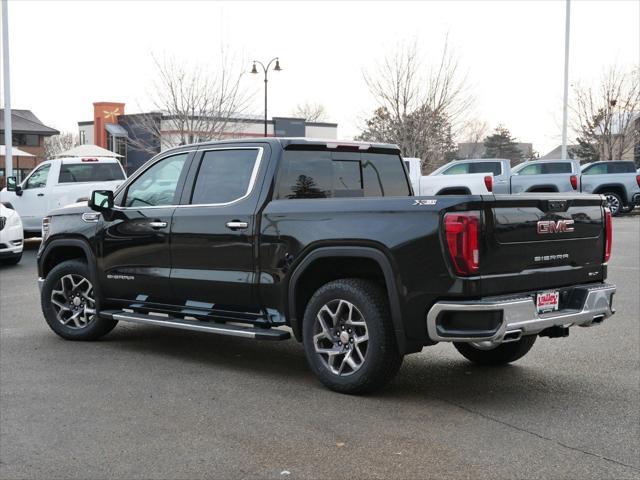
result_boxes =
[37,138,616,393]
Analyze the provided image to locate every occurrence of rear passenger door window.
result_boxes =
[191,149,260,205]
[469,162,502,175]
[607,162,635,173]
[542,163,572,174]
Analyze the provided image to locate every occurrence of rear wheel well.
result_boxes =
[292,256,388,338]
[436,187,471,195]
[595,186,625,200]
[43,246,88,277]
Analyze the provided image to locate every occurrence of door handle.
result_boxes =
[37,193,45,197]
[148,221,168,229]
[226,221,248,230]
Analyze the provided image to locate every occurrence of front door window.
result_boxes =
[123,154,188,207]
[24,164,51,189]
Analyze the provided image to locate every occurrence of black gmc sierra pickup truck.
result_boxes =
[37,138,616,393]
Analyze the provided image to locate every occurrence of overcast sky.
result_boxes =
[3,0,639,154]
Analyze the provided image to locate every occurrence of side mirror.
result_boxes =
[88,190,114,212]
[5,176,18,192]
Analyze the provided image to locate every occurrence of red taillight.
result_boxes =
[570,174,578,190]
[484,175,493,192]
[444,211,480,275]
[604,207,612,263]
[636,175,640,188]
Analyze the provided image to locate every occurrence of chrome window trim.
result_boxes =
[113,147,263,210]
[177,146,264,209]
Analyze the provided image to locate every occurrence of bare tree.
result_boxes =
[358,37,474,172]
[571,65,639,161]
[128,51,252,154]
[43,132,78,159]
[457,119,489,158]
[291,102,328,122]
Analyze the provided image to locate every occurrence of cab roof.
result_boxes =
[168,137,401,154]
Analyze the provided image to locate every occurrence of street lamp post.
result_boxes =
[251,58,282,137]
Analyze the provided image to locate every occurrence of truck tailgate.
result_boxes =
[478,194,607,293]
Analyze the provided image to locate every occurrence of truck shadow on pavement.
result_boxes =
[103,324,579,406]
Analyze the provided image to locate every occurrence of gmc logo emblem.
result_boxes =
[537,219,575,234]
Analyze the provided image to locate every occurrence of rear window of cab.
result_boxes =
[58,163,125,183]
[276,150,411,199]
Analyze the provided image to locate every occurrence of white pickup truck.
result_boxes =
[403,157,493,195]
[1,157,126,234]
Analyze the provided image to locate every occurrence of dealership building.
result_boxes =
[78,102,338,174]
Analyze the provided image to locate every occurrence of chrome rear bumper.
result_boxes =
[427,283,616,344]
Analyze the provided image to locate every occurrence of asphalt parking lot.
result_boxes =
[1,216,638,480]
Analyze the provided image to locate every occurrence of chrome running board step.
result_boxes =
[100,310,290,341]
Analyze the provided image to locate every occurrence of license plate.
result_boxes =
[536,290,559,313]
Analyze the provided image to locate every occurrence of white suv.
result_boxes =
[0,203,24,265]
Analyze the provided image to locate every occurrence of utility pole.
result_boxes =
[1,0,12,178]
[561,0,571,160]
[2,0,13,177]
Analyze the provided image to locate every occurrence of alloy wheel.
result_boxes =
[50,274,96,329]
[605,194,620,215]
[313,299,369,376]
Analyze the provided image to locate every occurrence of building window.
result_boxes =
[107,133,128,171]
[0,133,39,146]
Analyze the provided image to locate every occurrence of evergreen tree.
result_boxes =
[572,109,604,163]
[288,175,327,199]
[482,126,524,162]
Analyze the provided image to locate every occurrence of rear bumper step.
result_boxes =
[99,310,291,340]
[426,283,616,344]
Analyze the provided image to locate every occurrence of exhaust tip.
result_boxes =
[592,315,605,325]
[503,330,523,342]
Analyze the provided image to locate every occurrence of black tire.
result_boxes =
[453,335,536,366]
[41,259,117,341]
[2,252,22,265]
[302,278,403,394]
[619,205,633,214]
[603,192,623,216]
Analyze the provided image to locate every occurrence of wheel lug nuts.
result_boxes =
[341,325,345,330]
[349,338,354,343]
